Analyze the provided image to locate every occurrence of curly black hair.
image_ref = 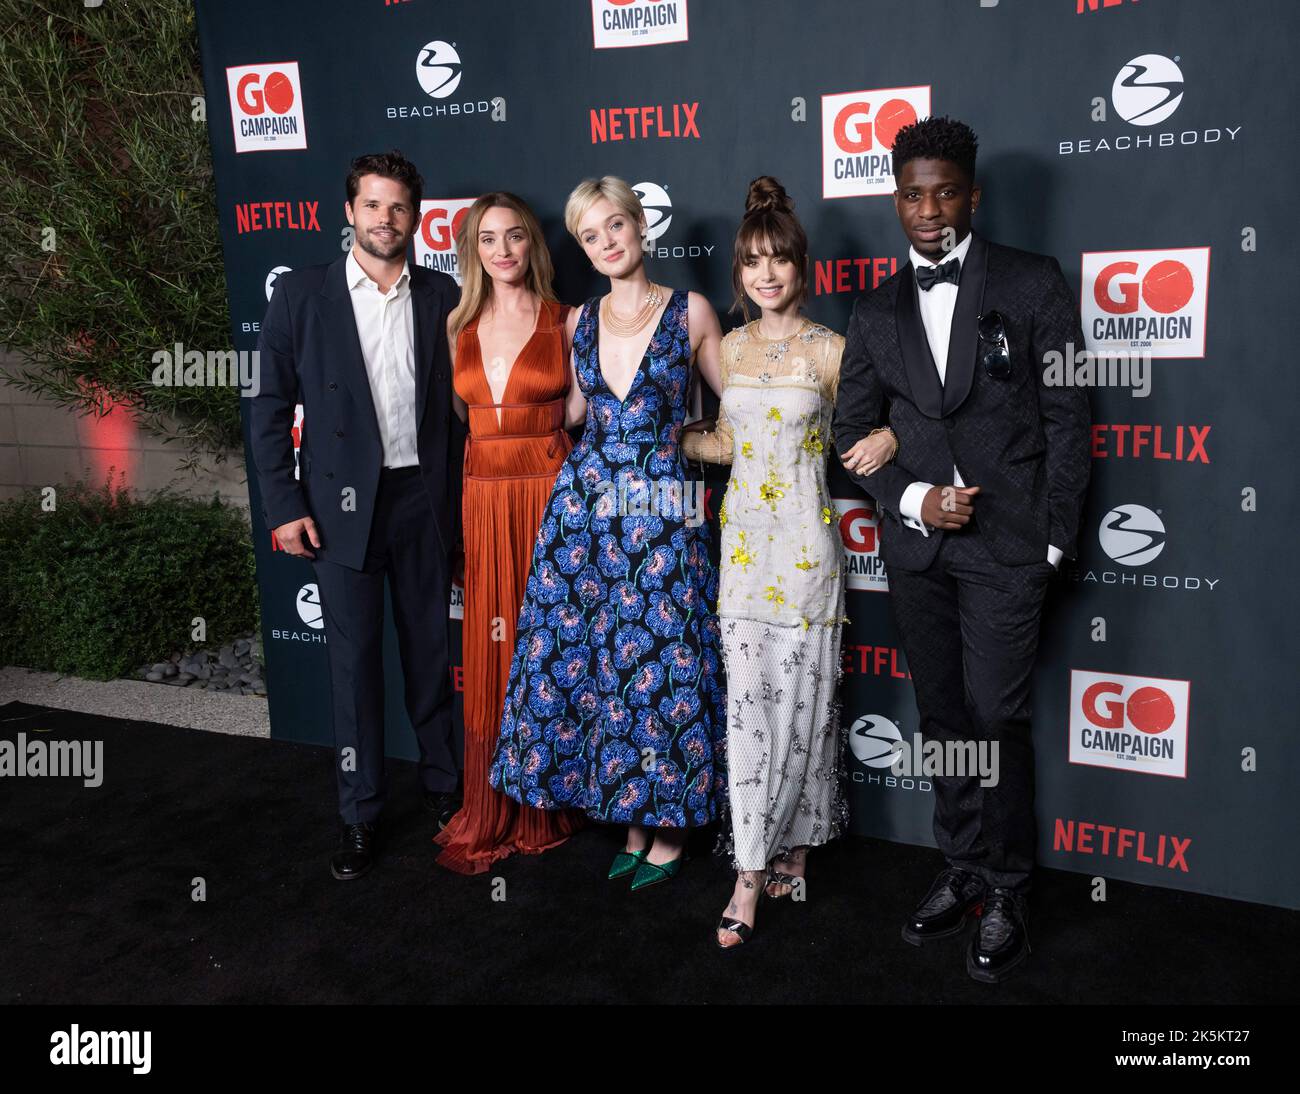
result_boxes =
[891,116,978,183]
[346,149,424,212]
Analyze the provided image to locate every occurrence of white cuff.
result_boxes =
[900,482,934,536]
[1047,544,1063,569]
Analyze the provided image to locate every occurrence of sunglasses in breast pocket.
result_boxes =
[976,309,1011,380]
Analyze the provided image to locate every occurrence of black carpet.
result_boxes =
[1,700,1295,1005]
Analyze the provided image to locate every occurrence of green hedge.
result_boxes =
[0,474,257,680]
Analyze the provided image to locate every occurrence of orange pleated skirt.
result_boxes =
[435,302,584,873]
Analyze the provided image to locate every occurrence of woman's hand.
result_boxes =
[840,429,896,476]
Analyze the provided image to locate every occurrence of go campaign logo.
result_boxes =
[591,0,688,49]
[226,62,306,153]
[1068,669,1190,778]
[415,199,475,281]
[832,497,888,591]
[822,86,930,198]
[1081,247,1210,358]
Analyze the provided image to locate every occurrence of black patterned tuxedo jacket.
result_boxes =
[833,232,1091,572]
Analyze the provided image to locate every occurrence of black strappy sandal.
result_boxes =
[715,916,754,949]
[764,870,802,900]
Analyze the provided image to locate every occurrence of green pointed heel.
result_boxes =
[630,855,686,892]
[607,848,648,880]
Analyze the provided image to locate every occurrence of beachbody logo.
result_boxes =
[846,714,931,792]
[833,497,888,591]
[297,583,324,629]
[1081,247,1210,358]
[591,0,689,49]
[226,62,307,153]
[821,86,930,199]
[1099,504,1165,566]
[265,265,291,302]
[1068,669,1190,778]
[416,40,462,98]
[632,182,716,260]
[1070,503,1219,594]
[1112,53,1184,126]
[386,40,497,121]
[634,181,672,243]
[414,199,475,282]
[1059,54,1242,155]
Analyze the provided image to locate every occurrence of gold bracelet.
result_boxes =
[867,426,899,461]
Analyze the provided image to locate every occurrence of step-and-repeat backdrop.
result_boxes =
[195,0,1298,909]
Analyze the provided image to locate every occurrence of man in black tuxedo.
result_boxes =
[834,118,1090,981]
[249,150,466,880]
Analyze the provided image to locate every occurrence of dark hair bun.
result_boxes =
[744,176,794,217]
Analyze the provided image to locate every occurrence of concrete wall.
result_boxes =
[0,350,249,506]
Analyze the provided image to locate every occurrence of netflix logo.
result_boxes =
[1077,0,1140,11]
[590,102,700,143]
[814,256,900,296]
[841,644,911,679]
[235,200,321,234]
[1053,817,1191,873]
[1091,424,1210,463]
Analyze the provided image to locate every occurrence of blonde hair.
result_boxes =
[448,192,557,345]
[563,176,645,240]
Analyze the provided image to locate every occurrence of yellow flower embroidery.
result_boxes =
[759,470,788,509]
[741,441,753,458]
[718,494,729,528]
[801,425,824,455]
[793,545,819,572]
[763,585,786,606]
[821,506,833,524]
[766,406,782,422]
[730,531,755,570]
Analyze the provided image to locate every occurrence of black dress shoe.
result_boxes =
[422,788,462,831]
[330,822,375,881]
[901,866,987,946]
[966,887,1031,983]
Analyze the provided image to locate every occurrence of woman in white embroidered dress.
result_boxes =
[683,177,897,947]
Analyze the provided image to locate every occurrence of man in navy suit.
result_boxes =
[249,150,466,880]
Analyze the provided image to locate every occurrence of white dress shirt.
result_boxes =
[896,234,1062,567]
[345,248,419,469]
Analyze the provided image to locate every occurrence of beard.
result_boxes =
[357,226,408,261]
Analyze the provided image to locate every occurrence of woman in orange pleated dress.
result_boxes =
[435,192,584,873]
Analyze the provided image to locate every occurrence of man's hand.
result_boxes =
[920,485,980,531]
[273,516,321,559]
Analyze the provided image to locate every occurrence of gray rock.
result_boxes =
[234,639,251,655]
[145,671,165,682]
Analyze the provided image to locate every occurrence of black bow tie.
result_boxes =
[916,257,961,291]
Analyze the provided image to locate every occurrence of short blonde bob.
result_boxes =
[564,176,645,240]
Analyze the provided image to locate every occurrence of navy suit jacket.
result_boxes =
[248,254,465,570]
[833,233,1091,571]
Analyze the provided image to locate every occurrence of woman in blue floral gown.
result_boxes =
[490,176,726,888]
